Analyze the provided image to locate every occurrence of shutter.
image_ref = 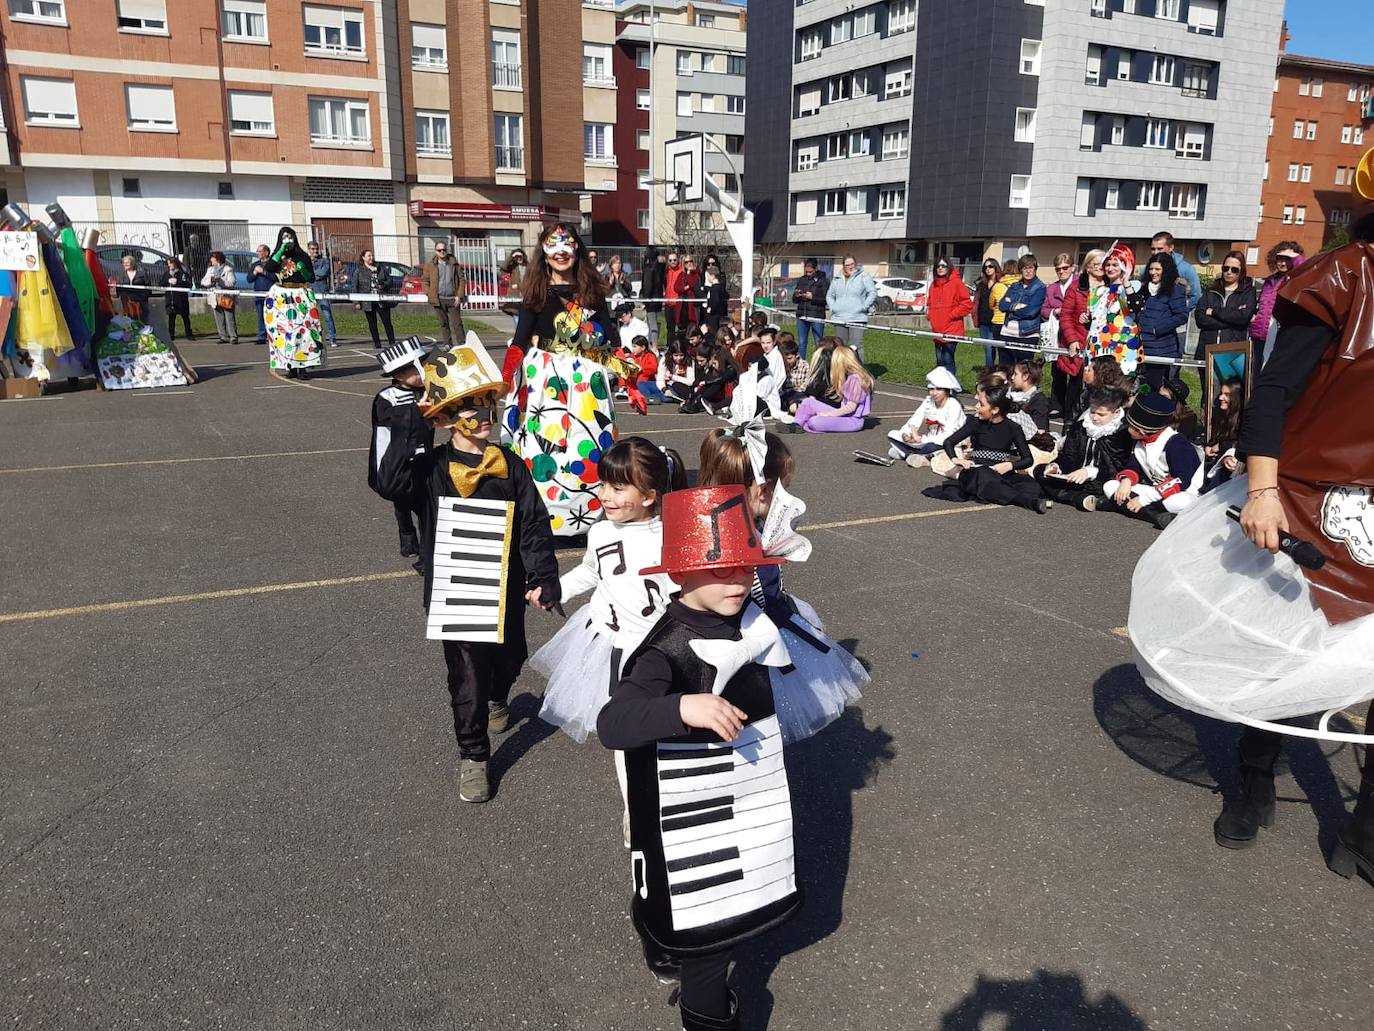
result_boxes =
[23,77,77,116]
[119,0,166,20]
[412,23,445,49]
[793,196,817,225]
[228,90,273,125]
[127,84,174,124]
[1187,0,1218,32]
[223,0,264,13]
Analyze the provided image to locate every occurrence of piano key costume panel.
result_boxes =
[426,497,514,643]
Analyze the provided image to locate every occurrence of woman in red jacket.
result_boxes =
[1055,248,1104,419]
[664,253,701,340]
[925,258,974,375]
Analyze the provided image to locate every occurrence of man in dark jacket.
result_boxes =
[791,258,829,358]
[307,240,337,346]
[250,243,273,345]
[421,241,466,347]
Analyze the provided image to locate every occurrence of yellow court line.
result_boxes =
[0,447,369,475]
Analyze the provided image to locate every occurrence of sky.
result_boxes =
[1281,0,1372,63]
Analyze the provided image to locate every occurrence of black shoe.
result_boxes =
[1329,768,1374,883]
[679,988,740,1030]
[642,939,681,986]
[285,368,298,379]
[1214,767,1277,849]
[298,368,309,381]
[399,535,419,558]
[411,557,424,575]
[1032,497,1049,514]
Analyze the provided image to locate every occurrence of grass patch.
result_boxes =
[180,306,502,343]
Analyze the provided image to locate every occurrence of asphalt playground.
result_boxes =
[2,335,1371,1031]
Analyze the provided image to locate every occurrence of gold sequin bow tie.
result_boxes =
[448,447,508,498]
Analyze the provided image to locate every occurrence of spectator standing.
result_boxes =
[664,252,700,340]
[201,250,238,344]
[1055,249,1104,419]
[825,254,876,361]
[184,232,208,282]
[701,264,728,337]
[1194,250,1258,355]
[975,259,1002,368]
[791,258,829,358]
[421,240,466,347]
[164,257,194,341]
[250,244,273,345]
[499,249,528,335]
[988,259,1020,364]
[1129,252,1190,389]
[925,257,974,376]
[307,241,337,347]
[996,254,1046,368]
[1248,241,1305,364]
[352,248,397,349]
[605,254,633,301]
[639,245,666,346]
[1042,253,1074,343]
[116,254,150,321]
[1146,231,1201,303]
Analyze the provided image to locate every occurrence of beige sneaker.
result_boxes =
[905,454,930,470]
[487,700,510,735]
[459,759,490,803]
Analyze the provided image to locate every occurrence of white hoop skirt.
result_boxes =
[770,597,869,744]
[1129,476,1374,723]
[532,605,616,742]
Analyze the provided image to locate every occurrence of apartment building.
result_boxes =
[590,0,747,246]
[747,0,1282,275]
[1254,45,1374,261]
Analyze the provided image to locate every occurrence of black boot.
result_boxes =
[679,989,740,1031]
[1329,767,1374,884]
[1214,766,1277,849]
[1141,501,1175,530]
[642,937,681,986]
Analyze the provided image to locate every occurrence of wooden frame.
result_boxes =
[1202,339,1254,445]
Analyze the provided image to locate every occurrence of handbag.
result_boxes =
[215,293,236,311]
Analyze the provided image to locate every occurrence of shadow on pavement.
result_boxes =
[489,690,558,792]
[939,970,1149,1030]
[732,705,895,1030]
[1093,663,1356,846]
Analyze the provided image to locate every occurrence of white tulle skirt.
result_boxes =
[1129,476,1374,723]
[532,605,616,742]
[770,596,869,744]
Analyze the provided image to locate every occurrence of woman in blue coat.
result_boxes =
[1129,252,1189,389]
[995,254,1047,368]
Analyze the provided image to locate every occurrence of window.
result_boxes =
[728,55,745,76]
[1150,55,1175,85]
[1186,0,1218,34]
[822,190,845,216]
[700,53,721,73]
[798,86,821,116]
[1357,127,1366,146]
[636,89,651,111]
[636,168,651,189]
[1104,180,1120,210]
[1264,160,1269,180]
[637,129,650,151]
[412,23,447,69]
[122,177,140,197]
[303,5,364,56]
[1117,52,1132,80]
[1350,82,1360,102]
[677,50,692,74]
[1313,78,1324,98]
[8,1,65,23]
[308,96,370,146]
[1145,118,1170,148]
[1258,203,1264,224]
[221,0,267,42]
[494,114,523,171]
[830,17,851,45]
[828,75,850,103]
[227,89,274,135]
[1287,163,1299,182]
[1282,205,1294,224]
[637,209,650,230]
[117,0,167,33]
[699,93,717,113]
[1342,125,1353,144]
[677,92,692,117]
[1014,107,1036,143]
[852,70,872,98]
[725,95,745,114]
[492,29,521,88]
[1139,182,1163,211]
[1110,116,1125,146]
[795,142,819,171]
[850,129,871,156]
[800,27,823,61]
[881,124,909,159]
[793,195,818,226]
[1330,208,1351,227]
[1247,245,1260,265]
[415,111,450,156]
[1176,123,1205,158]
[852,9,876,37]
[888,0,915,34]
[1299,78,1310,97]
[1169,183,1200,219]
[21,76,77,126]
[695,12,716,27]
[584,123,614,163]
[583,44,613,85]
[1085,45,1102,85]
[1009,174,1030,209]
[1019,39,1041,76]
[1293,119,1304,139]
[826,133,847,159]
[217,181,234,199]
[1295,206,1306,225]
[636,46,650,70]
[878,186,905,219]
[1268,117,1273,137]
[1182,62,1210,96]
[846,188,867,215]
[1080,112,1097,149]
[125,83,175,131]
[1306,120,1317,141]
[1075,178,1091,216]
[1156,0,1179,19]
[1301,163,1312,183]
[884,63,912,99]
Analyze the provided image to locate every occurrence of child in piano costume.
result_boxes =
[372,340,561,804]
[597,484,803,1031]
[368,337,434,570]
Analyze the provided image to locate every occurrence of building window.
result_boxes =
[1075,178,1091,216]
[492,29,521,88]
[1299,78,1311,96]
[1313,78,1324,98]
[798,86,821,117]
[825,133,846,160]
[1287,163,1299,182]
[1295,205,1306,225]
[828,75,850,103]
[1104,180,1120,210]
[415,110,450,156]
[1085,45,1102,85]
[221,0,268,42]
[1350,82,1360,102]
[1181,62,1210,96]
[1293,119,1304,139]
[1357,127,1367,146]
[728,55,746,76]
[1009,174,1030,209]
[677,50,692,74]
[218,181,234,199]
[1258,203,1264,224]
[1169,184,1200,219]
[850,129,871,156]
[853,9,877,37]
[125,83,175,131]
[677,92,692,117]
[1265,160,1269,180]
[878,186,905,219]
[822,190,845,216]
[122,177,141,197]
[637,209,650,230]
[1301,163,1312,183]
[1150,55,1175,85]
[308,96,370,146]
[1117,52,1132,80]
[116,0,167,33]
[723,133,744,156]
[699,93,717,113]
[881,124,909,159]
[494,113,523,171]
[884,62,913,99]
[1247,245,1260,265]
[1145,118,1170,148]
[1014,107,1036,143]
[635,46,650,70]
[636,168,651,189]
[1336,165,1349,186]
[1176,122,1205,158]
[853,70,872,98]
[1156,0,1179,19]
[227,89,274,135]
[636,89,651,111]
[303,5,364,57]
[1282,205,1294,224]
[637,129,650,151]
[888,0,915,35]
[8,1,65,24]
[830,17,851,45]
[1342,125,1353,144]
[20,76,78,126]
[412,23,447,69]
[584,123,614,164]
[799,27,823,61]
[1110,116,1125,146]
[1329,208,1351,226]
[1139,181,1163,211]
[846,188,867,215]
[795,142,819,171]
[695,12,715,27]
[1306,120,1317,141]
[696,52,718,73]
[1268,117,1273,137]
[1186,0,1218,34]
[1019,39,1041,76]
[725,95,745,114]
[583,44,613,85]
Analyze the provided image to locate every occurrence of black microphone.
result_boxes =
[1226,506,1327,570]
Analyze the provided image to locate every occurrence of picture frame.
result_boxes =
[1202,339,1253,445]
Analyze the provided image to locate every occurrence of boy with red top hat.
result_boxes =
[597,484,802,1031]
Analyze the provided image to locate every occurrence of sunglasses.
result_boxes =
[1222,265,1242,272]
[1055,265,1072,271]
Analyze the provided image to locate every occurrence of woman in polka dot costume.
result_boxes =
[1087,246,1141,375]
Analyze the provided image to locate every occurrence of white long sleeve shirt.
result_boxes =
[560,517,676,646]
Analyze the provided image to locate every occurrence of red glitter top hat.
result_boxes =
[640,485,788,576]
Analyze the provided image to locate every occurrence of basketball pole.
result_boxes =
[699,135,755,321]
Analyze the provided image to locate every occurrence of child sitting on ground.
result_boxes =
[1201,377,1245,493]
[662,347,694,402]
[680,340,739,414]
[778,335,811,412]
[1035,386,1132,511]
[629,335,671,405]
[790,342,873,433]
[1156,378,1202,444]
[921,381,1047,514]
[1105,391,1204,530]
[888,366,966,468]
[1071,355,1133,421]
[1008,359,1051,433]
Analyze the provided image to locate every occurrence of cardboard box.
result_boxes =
[1,377,41,400]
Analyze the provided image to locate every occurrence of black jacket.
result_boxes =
[368,384,434,497]
[703,279,728,319]
[1055,415,1132,483]
[164,269,191,314]
[351,262,397,312]
[1194,282,1258,348]
[512,283,614,354]
[641,251,667,312]
[792,270,829,321]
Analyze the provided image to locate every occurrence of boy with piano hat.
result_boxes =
[368,337,434,570]
[597,484,802,1031]
[372,336,560,804]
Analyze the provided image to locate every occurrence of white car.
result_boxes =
[873,277,928,314]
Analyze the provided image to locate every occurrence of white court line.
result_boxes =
[126,389,195,396]
[253,385,291,390]
[0,394,65,403]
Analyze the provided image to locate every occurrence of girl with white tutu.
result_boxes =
[697,375,869,743]
[532,436,687,741]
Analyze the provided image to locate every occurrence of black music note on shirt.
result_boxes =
[595,540,627,576]
[640,579,664,617]
[704,494,758,562]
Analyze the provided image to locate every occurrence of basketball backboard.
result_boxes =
[664,133,705,205]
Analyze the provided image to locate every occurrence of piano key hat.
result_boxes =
[641,485,787,576]
[1125,390,1175,435]
[419,333,506,418]
[378,336,426,377]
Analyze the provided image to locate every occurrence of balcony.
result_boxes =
[584,75,618,89]
[493,62,522,89]
[495,146,524,172]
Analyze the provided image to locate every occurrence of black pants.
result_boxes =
[1139,358,1170,390]
[680,949,734,1027]
[393,501,419,548]
[167,307,193,341]
[1035,468,1105,508]
[1050,364,1081,418]
[364,306,396,347]
[441,639,527,761]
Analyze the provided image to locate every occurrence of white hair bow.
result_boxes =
[759,482,812,563]
[722,366,768,484]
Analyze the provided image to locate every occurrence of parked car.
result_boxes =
[767,277,800,307]
[220,249,263,291]
[95,244,172,290]
[873,276,928,314]
[333,259,425,298]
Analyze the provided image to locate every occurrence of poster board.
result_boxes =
[1201,339,1253,445]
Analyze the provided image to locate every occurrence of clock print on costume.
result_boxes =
[1321,486,1374,568]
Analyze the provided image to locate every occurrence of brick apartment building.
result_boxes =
[1254,40,1374,263]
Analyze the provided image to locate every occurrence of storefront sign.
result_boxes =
[409,201,582,224]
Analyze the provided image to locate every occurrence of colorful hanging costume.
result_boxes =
[263,226,323,372]
[1086,282,1140,375]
